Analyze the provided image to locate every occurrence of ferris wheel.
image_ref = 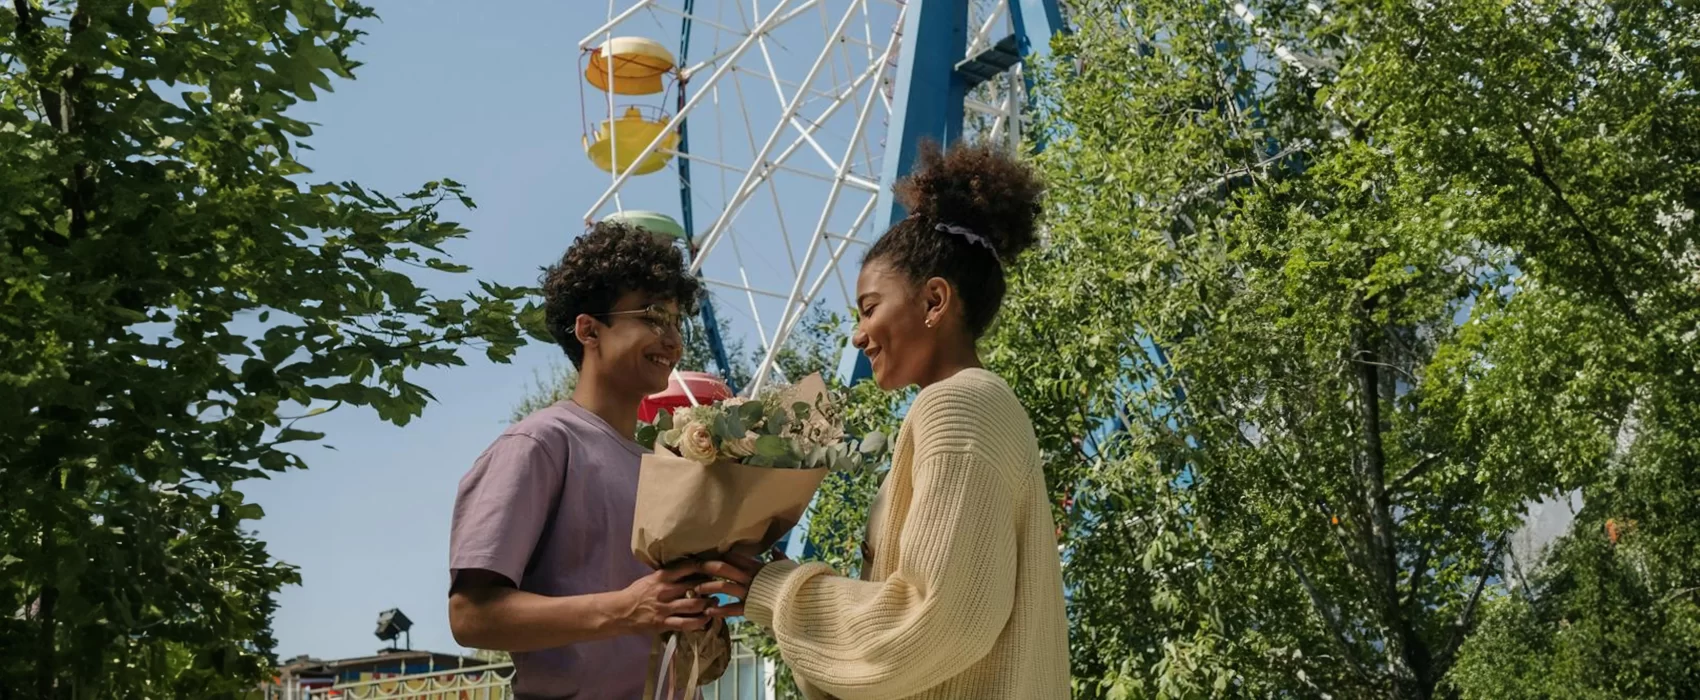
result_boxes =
[576,0,1065,395]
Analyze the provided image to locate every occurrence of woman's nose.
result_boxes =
[851,327,869,350]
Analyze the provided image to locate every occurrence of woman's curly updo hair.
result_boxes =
[863,140,1044,337]
[542,221,701,368]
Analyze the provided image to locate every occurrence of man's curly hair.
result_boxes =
[543,221,702,368]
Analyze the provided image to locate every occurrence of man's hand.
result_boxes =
[617,561,713,633]
[697,553,766,619]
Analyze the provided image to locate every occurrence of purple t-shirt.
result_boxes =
[450,401,653,699]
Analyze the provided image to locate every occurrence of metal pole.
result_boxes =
[577,0,659,49]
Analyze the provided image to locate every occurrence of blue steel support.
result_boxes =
[1007,0,1066,59]
[674,0,740,392]
[872,0,972,235]
[837,0,1066,388]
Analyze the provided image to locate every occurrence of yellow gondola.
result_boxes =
[584,37,675,96]
[584,106,678,176]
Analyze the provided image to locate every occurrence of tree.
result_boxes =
[0,2,538,696]
[999,0,1700,697]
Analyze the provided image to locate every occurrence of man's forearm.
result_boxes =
[450,587,634,652]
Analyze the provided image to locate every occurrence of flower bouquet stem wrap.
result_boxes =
[631,374,884,698]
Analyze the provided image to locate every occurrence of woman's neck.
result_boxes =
[916,340,983,389]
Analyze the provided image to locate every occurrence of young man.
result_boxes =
[448,222,711,699]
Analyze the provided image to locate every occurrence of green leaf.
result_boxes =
[277,428,325,443]
[714,412,740,439]
[858,430,886,455]
[767,410,790,435]
[755,435,789,458]
[234,503,266,521]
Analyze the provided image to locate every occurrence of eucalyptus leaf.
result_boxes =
[755,435,789,458]
[858,430,887,455]
[767,410,790,436]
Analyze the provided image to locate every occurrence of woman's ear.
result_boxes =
[922,277,953,327]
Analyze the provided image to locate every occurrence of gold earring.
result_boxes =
[925,318,935,328]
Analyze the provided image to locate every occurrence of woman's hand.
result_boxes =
[697,552,766,619]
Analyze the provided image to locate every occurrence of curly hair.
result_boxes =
[542,221,702,368]
[863,140,1044,337]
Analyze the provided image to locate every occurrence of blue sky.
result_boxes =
[245,0,903,661]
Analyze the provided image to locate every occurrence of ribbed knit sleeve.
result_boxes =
[744,375,1028,699]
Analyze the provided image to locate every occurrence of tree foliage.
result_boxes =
[999,0,1700,697]
[1,1,538,695]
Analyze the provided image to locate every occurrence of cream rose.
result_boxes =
[802,415,844,446]
[677,421,719,464]
[670,406,705,426]
[659,426,682,449]
[725,431,760,458]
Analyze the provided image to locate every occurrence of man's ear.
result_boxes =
[574,314,600,352]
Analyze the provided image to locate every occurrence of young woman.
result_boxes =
[702,142,1069,699]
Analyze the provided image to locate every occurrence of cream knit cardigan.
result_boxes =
[746,368,1070,699]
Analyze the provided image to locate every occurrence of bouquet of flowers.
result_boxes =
[637,378,885,471]
[627,374,885,698]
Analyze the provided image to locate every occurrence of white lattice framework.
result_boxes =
[581,0,1029,393]
[269,643,774,700]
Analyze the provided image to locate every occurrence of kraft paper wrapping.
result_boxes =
[631,373,830,568]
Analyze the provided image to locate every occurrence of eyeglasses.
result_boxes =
[597,304,683,337]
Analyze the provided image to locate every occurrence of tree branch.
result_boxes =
[34,527,58,699]
[1074,400,1106,461]
[11,0,64,132]
[1658,587,1700,605]
[1281,551,1374,682]
[1169,139,1314,213]
[65,4,92,242]
[1390,452,1442,492]
[1405,544,1430,607]
[1511,122,1641,325]
[1352,299,1432,697]
[1437,535,1507,669]
[381,330,477,352]
[13,0,93,244]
